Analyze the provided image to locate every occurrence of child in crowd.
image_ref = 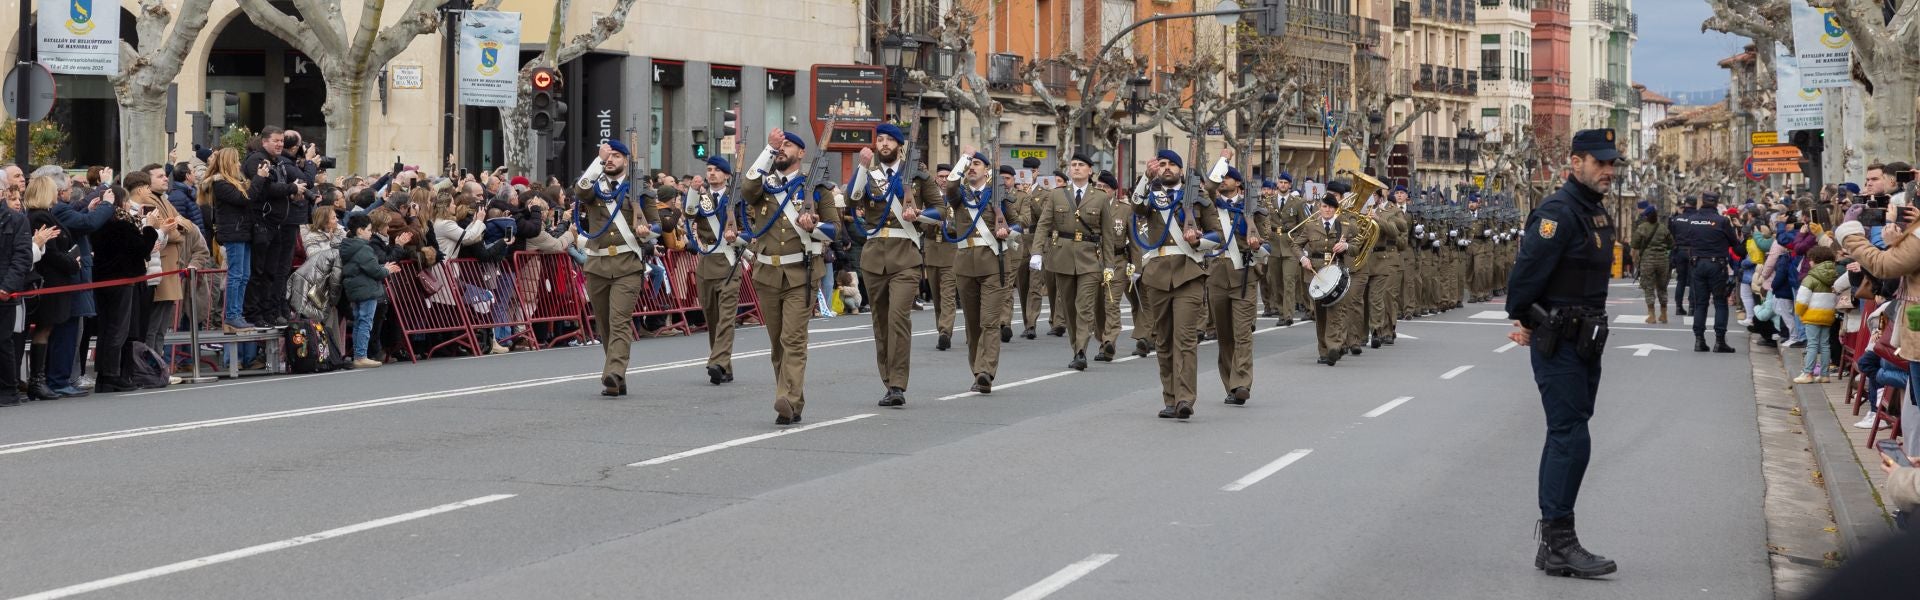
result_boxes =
[1793,245,1847,383]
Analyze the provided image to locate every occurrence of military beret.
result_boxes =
[1156,149,1183,168]
[875,123,906,144]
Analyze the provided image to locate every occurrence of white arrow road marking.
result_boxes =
[1616,343,1676,357]
[11,494,516,600]
[1004,553,1120,600]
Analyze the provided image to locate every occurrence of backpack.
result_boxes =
[290,246,342,321]
[284,319,348,374]
[124,342,170,389]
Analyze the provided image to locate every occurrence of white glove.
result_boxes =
[1414,224,1425,234]
[1833,220,1866,242]
[1029,255,1044,270]
[1484,228,1493,237]
[575,157,605,188]
[1431,239,1441,248]
[1457,239,1469,247]
[1448,229,1458,237]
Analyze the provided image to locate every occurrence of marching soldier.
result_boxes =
[996,164,1022,343]
[1368,189,1409,347]
[1094,171,1132,361]
[1270,174,1310,325]
[687,156,743,384]
[846,123,937,408]
[1034,152,1113,371]
[1202,155,1260,405]
[924,167,960,351]
[742,128,842,425]
[1014,160,1051,340]
[1467,195,1495,302]
[1296,186,1357,366]
[943,150,1015,392]
[573,140,667,396]
[1130,150,1224,419]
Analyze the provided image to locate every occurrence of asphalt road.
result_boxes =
[0,281,1772,599]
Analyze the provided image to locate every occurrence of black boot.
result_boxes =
[1713,334,1736,353]
[1536,516,1617,578]
[1693,335,1709,352]
[1068,351,1088,371]
[27,343,56,401]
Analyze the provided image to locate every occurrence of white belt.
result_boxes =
[875,227,917,240]
[957,238,998,250]
[1145,246,1187,260]
[582,244,642,257]
[754,252,806,267]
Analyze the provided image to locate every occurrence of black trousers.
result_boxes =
[0,304,19,391]
[93,286,137,381]
[1686,257,1731,336]
[247,224,296,321]
[1532,338,1602,520]
[1673,255,1692,310]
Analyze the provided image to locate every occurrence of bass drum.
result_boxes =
[1307,264,1350,305]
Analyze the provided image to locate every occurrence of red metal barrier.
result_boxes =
[734,262,762,325]
[511,251,592,348]
[629,253,693,337]
[385,260,481,362]
[444,258,537,348]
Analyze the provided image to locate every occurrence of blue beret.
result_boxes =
[970,151,989,166]
[875,123,906,144]
[603,138,631,156]
[1277,172,1292,183]
[1223,167,1243,183]
[1841,182,1861,194]
[706,156,733,176]
[1261,179,1277,190]
[1641,205,1657,218]
[783,131,806,151]
[1155,149,1183,168]
[1393,184,1407,193]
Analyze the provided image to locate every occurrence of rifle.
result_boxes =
[719,111,752,284]
[794,114,840,311]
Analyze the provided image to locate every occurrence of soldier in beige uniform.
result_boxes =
[742,129,842,425]
[942,150,1015,392]
[1296,190,1357,366]
[572,141,667,396]
[685,156,745,384]
[1095,171,1132,361]
[845,123,937,408]
[1366,191,1409,348]
[1034,152,1113,371]
[1200,153,1261,405]
[1270,176,1310,325]
[1012,158,1051,340]
[923,165,960,351]
[1130,149,1224,420]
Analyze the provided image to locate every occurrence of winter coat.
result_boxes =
[90,218,159,282]
[167,184,206,232]
[26,209,77,327]
[1840,225,1920,361]
[338,236,392,303]
[208,176,259,244]
[0,206,31,305]
[1794,261,1846,327]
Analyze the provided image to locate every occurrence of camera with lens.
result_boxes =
[316,156,337,170]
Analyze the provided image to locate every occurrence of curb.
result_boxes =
[1777,344,1896,560]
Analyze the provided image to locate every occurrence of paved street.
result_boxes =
[0,282,1774,599]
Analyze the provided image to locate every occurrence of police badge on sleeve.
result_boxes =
[1538,219,1558,239]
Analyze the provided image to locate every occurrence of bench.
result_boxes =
[163,327,286,380]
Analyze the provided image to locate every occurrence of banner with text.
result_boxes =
[1774,44,1825,133]
[458,11,522,108]
[1791,1,1853,88]
[36,0,121,75]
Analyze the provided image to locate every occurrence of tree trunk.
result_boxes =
[115,85,171,171]
[1862,70,1919,163]
[320,69,373,174]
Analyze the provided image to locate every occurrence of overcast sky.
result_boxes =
[1629,0,1749,94]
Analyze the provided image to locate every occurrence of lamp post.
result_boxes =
[1125,75,1152,184]
[1456,126,1481,191]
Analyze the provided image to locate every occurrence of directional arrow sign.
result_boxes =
[1616,343,1676,357]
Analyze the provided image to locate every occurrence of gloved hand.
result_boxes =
[1843,203,1864,224]
[576,157,605,188]
[1029,255,1044,270]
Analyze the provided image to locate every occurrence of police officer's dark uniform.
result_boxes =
[1672,192,1741,352]
[1504,129,1621,579]
[1668,197,1697,316]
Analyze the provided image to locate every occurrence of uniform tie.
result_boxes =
[886,167,895,179]
[1074,188,1083,206]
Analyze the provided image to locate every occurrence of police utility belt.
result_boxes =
[1528,305,1609,361]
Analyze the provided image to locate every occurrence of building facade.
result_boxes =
[1530,0,1572,140]
[1474,0,1533,149]
[1567,0,1638,157]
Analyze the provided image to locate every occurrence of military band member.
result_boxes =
[742,128,842,425]
[1201,154,1260,405]
[1131,150,1224,419]
[573,140,666,396]
[845,123,938,408]
[1296,190,1356,366]
[943,150,1015,392]
[1035,153,1113,371]
[686,156,743,384]
[1366,190,1409,348]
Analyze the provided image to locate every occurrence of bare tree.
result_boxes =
[1025,52,1172,162]
[109,0,216,172]
[1808,0,1920,162]
[914,6,1006,162]
[240,0,448,173]
[1219,32,1313,179]
[499,0,644,177]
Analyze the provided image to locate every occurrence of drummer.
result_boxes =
[1294,184,1358,366]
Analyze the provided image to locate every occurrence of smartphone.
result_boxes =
[1880,439,1913,467]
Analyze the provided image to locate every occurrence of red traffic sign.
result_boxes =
[1743,157,1764,181]
[529,67,559,91]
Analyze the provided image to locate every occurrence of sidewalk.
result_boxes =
[1767,342,1904,583]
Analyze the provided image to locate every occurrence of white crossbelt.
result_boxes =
[1216,205,1244,270]
[692,193,739,266]
[776,187,824,255]
[961,202,1001,255]
[881,172,924,247]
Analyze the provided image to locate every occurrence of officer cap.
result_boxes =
[935,163,952,173]
[1023,157,1042,169]
[1701,191,1721,206]
[1068,153,1094,167]
[1570,128,1621,162]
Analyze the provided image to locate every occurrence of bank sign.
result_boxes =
[37,0,121,75]
[458,11,522,108]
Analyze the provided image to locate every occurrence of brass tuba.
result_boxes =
[1287,169,1385,270]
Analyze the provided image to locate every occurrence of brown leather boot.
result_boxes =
[1658,303,1669,324]
[1644,302,1656,324]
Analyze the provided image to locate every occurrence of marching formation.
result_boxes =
[566,129,1527,425]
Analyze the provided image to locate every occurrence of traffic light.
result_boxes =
[692,127,710,160]
[1253,0,1288,37]
[529,67,568,137]
[721,107,739,138]
[1788,129,1824,154]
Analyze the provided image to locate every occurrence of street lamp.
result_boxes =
[880,33,904,70]
[900,37,924,74]
[934,44,957,80]
[1125,76,1153,184]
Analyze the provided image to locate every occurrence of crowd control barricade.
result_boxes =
[629,253,694,337]
[443,258,536,348]
[385,260,482,362]
[734,261,762,325]
[511,251,592,348]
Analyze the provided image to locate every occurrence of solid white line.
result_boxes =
[1003,553,1120,600]
[810,325,873,333]
[938,370,1077,401]
[119,371,354,397]
[1363,396,1415,418]
[1414,319,1690,333]
[9,494,516,600]
[1468,310,1508,320]
[629,414,876,467]
[1221,449,1313,492]
[1440,365,1474,379]
[1494,341,1519,353]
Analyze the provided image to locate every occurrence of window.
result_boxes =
[1036,124,1053,145]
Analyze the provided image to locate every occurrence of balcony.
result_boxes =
[1592,77,1617,102]
[1354,17,1383,47]
[1294,7,1354,42]
[1591,0,1616,22]
[1481,65,1502,81]
[1035,61,1073,94]
[1510,65,1528,81]
[988,53,1024,91]
[1416,0,1475,24]
[1625,12,1638,34]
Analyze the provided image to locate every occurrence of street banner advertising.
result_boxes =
[811,65,886,125]
[37,0,121,75]
[1791,1,1853,88]
[1774,44,1825,133]
[458,11,522,108]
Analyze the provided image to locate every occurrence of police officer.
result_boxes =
[1673,192,1740,352]
[1669,196,1697,316]
[1505,129,1621,579]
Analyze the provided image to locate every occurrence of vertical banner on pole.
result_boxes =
[1790,2,1853,89]
[1773,43,1824,133]
[457,11,522,108]
[36,0,121,75]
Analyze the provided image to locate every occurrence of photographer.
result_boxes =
[1835,160,1920,444]
[241,127,308,327]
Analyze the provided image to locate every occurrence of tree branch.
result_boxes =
[365,0,446,71]
[237,0,326,59]
[552,0,643,67]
